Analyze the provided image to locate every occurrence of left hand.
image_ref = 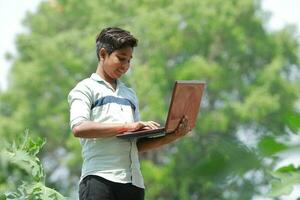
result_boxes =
[172,115,191,138]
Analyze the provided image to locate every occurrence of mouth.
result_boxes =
[118,69,126,74]
[115,70,124,76]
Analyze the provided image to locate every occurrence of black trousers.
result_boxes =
[79,175,145,200]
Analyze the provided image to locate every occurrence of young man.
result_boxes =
[68,27,190,200]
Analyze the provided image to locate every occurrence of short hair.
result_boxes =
[95,27,138,61]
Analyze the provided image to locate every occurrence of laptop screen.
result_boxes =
[164,80,205,133]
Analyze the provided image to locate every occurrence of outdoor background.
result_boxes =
[0,0,300,199]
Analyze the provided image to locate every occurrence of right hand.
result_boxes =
[127,121,160,132]
[171,115,191,139]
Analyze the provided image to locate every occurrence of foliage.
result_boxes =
[268,164,300,197]
[0,0,299,199]
[0,131,65,200]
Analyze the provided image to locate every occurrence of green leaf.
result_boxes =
[283,111,300,133]
[268,165,300,197]
[276,164,298,173]
[6,182,65,200]
[0,194,6,200]
[258,137,288,156]
[3,147,44,181]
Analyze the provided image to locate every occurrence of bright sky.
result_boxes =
[262,0,300,33]
[0,0,300,91]
[0,0,43,90]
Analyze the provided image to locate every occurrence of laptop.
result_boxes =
[116,80,206,139]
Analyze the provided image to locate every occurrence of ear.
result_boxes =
[99,48,108,61]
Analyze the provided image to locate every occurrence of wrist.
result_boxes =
[117,123,128,133]
[167,131,179,141]
[123,123,129,132]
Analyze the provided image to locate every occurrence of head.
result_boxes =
[96,27,138,61]
[95,27,138,80]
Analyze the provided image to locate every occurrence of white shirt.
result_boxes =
[68,73,144,188]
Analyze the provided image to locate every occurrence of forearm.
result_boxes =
[137,116,191,152]
[72,121,127,138]
[137,132,179,153]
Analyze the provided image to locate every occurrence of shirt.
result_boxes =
[68,73,144,188]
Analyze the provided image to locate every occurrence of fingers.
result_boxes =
[176,115,191,134]
[141,126,152,130]
[148,121,160,127]
[177,115,188,128]
[141,121,160,130]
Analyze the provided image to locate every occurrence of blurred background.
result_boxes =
[0,0,300,199]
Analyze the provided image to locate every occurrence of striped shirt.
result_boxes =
[68,73,144,188]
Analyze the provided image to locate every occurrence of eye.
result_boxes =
[117,56,130,63]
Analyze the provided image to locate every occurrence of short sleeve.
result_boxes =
[128,88,140,122]
[68,81,93,129]
[133,97,140,122]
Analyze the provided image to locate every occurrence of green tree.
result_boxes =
[0,0,299,199]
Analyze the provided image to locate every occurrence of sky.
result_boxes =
[0,0,43,90]
[1,0,300,90]
[262,0,300,32]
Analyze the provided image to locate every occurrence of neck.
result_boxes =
[96,63,117,88]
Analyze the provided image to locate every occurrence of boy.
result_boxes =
[68,27,190,200]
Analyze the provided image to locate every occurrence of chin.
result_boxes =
[115,73,124,79]
[113,75,122,79]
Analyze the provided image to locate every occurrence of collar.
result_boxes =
[90,73,123,91]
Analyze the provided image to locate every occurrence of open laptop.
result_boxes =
[116,80,206,139]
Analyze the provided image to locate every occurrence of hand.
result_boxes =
[126,121,160,132]
[172,115,191,138]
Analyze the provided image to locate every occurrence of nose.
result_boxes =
[121,61,130,69]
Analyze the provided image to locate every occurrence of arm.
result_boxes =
[68,83,159,138]
[72,120,160,138]
[137,116,190,153]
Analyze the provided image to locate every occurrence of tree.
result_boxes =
[0,0,299,199]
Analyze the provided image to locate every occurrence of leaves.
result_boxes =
[268,165,300,197]
[283,111,300,133]
[1,131,45,182]
[0,131,65,199]
[258,137,288,156]
[6,182,65,200]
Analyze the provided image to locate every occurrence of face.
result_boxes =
[100,47,133,80]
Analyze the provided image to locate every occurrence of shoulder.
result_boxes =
[68,78,95,103]
[74,78,93,88]
[120,82,138,99]
[127,86,138,98]
[70,78,94,93]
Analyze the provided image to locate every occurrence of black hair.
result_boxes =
[95,27,138,61]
